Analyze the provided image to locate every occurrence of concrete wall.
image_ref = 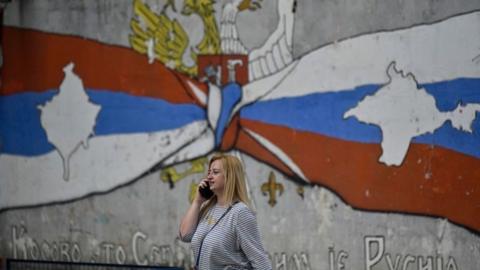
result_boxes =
[1,0,480,269]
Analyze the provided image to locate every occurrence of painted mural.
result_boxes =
[1,0,480,269]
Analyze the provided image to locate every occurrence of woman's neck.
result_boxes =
[216,192,227,207]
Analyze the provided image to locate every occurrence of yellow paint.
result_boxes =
[238,0,262,11]
[261,171,284,207]
[297,185,305,199]
[182,0,221,55]
[129,0,221,77]
[189,181,198,203]
[160,157,208,186]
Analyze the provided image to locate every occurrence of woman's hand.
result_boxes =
[179,178,209,242]
[194,178,210,204]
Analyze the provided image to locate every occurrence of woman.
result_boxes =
[179,154,272,270]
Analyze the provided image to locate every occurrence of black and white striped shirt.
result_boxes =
[181,202,272,270]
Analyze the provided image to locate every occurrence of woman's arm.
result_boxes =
[178,179,208,242]
[236,206,272,270]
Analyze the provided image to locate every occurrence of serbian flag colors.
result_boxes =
[1,12,480,233]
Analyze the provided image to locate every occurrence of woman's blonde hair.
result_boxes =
[200,154,251,218]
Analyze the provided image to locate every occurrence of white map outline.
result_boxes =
[344,62,480,166]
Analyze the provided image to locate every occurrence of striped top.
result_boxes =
[180,202,272,270]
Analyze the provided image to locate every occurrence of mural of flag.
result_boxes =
[1,8,479,237]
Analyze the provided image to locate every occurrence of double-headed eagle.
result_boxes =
[129,0,296,81]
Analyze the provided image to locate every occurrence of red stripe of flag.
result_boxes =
[1,26,207,105]
[240,119,480,232]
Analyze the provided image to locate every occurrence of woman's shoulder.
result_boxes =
[231,201,256,217]
[231,202,259,230]
[232,201,249,209]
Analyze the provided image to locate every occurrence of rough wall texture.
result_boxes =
[1,0,480,269]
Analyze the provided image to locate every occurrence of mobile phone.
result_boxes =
[199,182,214,199]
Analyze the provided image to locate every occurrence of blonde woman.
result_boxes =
[179,154,272,270]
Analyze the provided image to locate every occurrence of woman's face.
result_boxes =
[207,160,225,195]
